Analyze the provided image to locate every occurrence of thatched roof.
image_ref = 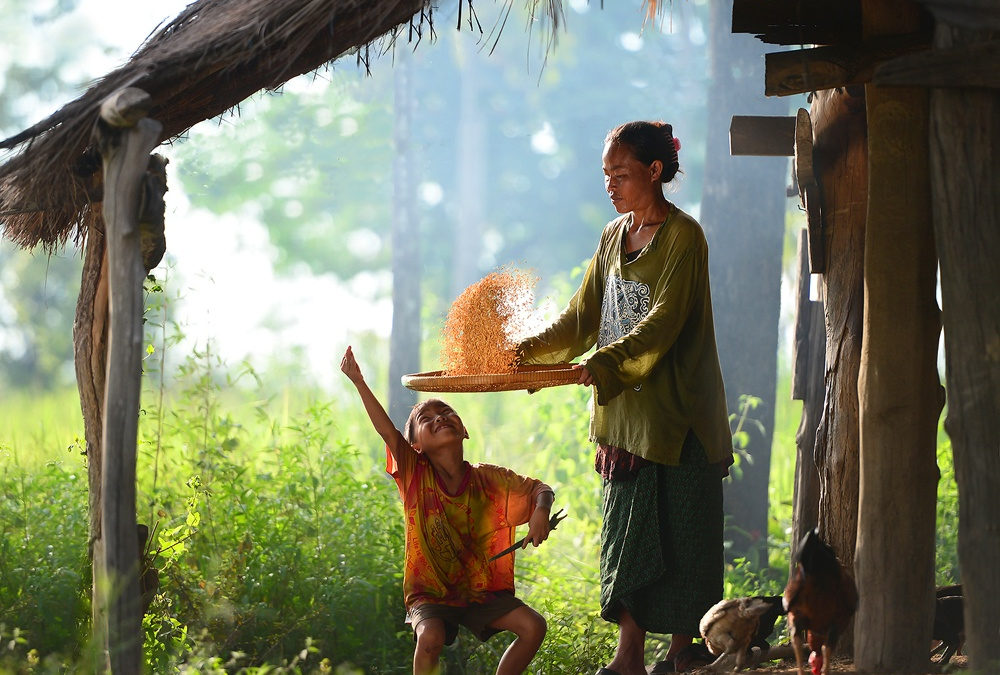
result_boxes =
[0,0,563,252]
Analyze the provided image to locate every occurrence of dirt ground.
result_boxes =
[699,654,968,674]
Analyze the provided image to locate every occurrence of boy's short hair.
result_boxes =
[403,398,451,444]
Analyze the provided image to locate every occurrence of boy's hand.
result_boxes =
[340,346,364,385]
[523,505,552,548]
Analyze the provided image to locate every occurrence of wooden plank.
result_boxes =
[732,0,861,45]
[874,39,1000,88]
[729,115,796,156]
[790,228,824,566]
[766,33,930,96]
[97,87,162,675]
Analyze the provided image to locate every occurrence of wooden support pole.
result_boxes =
[96,86,162,674]
[854,2,942,672]
[927,19,1000,672]
[810,87,867,657]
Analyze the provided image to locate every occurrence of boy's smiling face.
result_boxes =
[407,400,469,456]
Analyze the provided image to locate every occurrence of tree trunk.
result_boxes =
[389,46,420,427]
[928,19,1000,672]
[704,0,787,562]
[854,3,942,671]
[790,228,824,564]
[73,215,109,654]
[97,89,162,674]
[810,85,867,654]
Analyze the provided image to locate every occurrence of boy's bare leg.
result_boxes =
[413,618,446,675]
[605,608,646,675]
[488,605,547,675]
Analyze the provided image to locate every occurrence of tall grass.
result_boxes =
[0,337,961,672]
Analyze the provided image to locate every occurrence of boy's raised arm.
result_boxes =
[340,346,401,457]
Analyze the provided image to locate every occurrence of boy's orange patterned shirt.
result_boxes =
[386,432,550,609]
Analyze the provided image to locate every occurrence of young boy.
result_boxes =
[340,346,554,675]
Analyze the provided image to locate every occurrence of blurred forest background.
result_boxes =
[0,0,960,672]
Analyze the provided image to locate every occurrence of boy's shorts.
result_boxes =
[406,591,525,644]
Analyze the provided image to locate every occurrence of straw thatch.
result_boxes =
[0,0,563,252]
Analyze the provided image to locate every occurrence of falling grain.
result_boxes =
[441,268,539,375]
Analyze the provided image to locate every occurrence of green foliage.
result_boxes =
[0,445,90,660]
[0,336,962,673]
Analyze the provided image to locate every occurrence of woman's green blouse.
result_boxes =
[519,206,734,468]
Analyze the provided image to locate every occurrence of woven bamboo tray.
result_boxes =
[401,364,579,393]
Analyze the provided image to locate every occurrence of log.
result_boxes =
[928,20,1000,671]
[810,84,868,654]
[765,33,930,97]
[854,2,942,672]
[96,88,162,674]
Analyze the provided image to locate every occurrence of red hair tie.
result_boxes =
[673,137,682,153]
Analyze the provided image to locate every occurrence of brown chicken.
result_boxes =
[782,529,858,675]
[699,594,785,671]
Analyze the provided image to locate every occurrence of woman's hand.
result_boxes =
[573,363,594,387]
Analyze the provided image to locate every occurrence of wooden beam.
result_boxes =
[732,0,862,45]
[765,33,930,96]
[729,115,795,156]
[874,39,1000,88]
[97,87,161,675]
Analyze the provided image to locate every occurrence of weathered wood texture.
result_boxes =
[854,3,942,672]
[875,37,1000,88]
[72,220,109,644]
[810,86,867,657]
[765,33,930,97]
[928,20,1000,672]
[97,88,163,674]
[790,228,824,566]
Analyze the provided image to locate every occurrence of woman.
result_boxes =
[518,120,733,675]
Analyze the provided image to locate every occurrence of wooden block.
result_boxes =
[730,115,796,156]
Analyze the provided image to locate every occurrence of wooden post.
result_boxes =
[72,216,109,662]
[926,13,1000,672]
[790,228,824,564]
[96,86,162,674]
[854,2,942,671]
[810,87,867,656]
